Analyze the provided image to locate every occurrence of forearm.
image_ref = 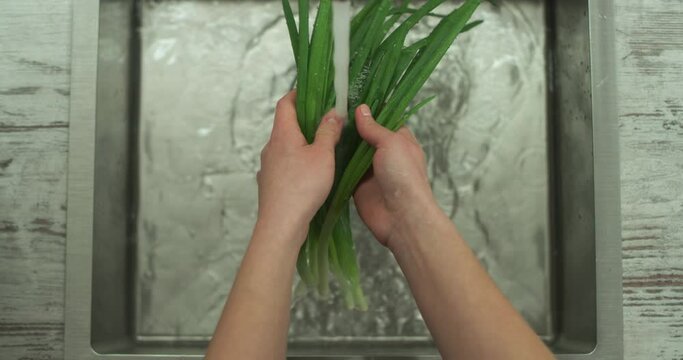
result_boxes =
[206,217,306,360]
[389,204,553,360]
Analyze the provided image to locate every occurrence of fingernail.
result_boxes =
[326,116,338,125]
[359,104,372,117]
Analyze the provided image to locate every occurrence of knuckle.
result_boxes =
[269,134,285,146]
[388,134,403,147]
[321,144,335,156]
[269,132,282,143]
[317,126,339,141]
[317,127,335,138]
[374,147,389,162]
[418,150,426,162]
[275,97,289,112]
[311,141,333,155]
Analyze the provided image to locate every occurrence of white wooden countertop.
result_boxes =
[1,0,681,358]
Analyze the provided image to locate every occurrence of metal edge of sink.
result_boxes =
[64,0,623,358]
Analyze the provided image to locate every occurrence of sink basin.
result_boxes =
[65,0,622,358]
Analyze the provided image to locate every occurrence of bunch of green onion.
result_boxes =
[282,0,481,310]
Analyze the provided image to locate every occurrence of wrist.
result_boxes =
[387,198,453,253]
[253,212,310,250]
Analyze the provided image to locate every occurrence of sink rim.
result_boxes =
[64,0,623,358]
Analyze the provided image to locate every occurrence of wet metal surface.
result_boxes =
[134,0,550,342]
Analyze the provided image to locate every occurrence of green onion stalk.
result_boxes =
[281,0,481,309]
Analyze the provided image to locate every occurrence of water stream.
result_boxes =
[332,0,351,119]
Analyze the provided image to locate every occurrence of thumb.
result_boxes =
[313,111,343,151]
[355,104,392,148]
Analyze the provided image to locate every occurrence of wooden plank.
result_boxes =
[0,133,68,360]
[616,0,683,359]
[0,0,71,359]
[0,1,71,128]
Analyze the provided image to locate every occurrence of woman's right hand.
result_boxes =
[352,104,447,249]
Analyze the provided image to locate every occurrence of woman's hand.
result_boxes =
[207,92,342,360]
[256,91,343,244]
[352,104,444,249]
[352,104,554,360]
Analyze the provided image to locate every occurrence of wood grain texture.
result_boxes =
[0,0,682,359]
[0,1,71,359]
[616,0,683,359]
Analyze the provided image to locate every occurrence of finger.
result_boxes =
[313,110,343,151]
[353,170,381,210]
[353,173,392,245]
[397,127,420,145]
[272,91,306,145]
[353,167,382,204]
[354,175,382,203]
[355,104,393,148]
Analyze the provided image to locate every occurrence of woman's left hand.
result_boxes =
[256,91,343,245]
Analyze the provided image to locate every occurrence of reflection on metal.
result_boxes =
[135,0,550,341]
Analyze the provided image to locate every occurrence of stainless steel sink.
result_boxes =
[65,0,622,358]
